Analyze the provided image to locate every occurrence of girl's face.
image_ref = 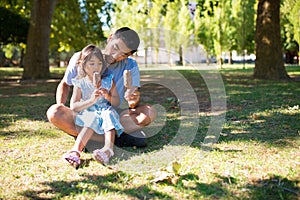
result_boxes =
[84,55,103,79]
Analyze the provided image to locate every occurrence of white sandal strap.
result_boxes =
[69,150,81,157]
[93,148,114,164]
[105,148,114,157]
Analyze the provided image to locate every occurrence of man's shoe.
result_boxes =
[115,130,147,147]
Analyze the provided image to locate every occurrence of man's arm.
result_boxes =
[56,52,80,104]
[125,59,140,108]
[56,79,70,104]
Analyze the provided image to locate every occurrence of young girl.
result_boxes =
[63,44,123,168]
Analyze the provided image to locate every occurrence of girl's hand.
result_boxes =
[99,88,109,100]
[90,89,102,103]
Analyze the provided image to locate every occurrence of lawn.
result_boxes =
[0,65,299,200]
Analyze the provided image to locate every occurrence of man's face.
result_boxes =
[103,36,132,64]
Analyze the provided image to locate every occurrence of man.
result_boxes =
[47,27,156,149]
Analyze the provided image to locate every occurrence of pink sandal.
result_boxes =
[92,148,114,165]
[63,150,81,168]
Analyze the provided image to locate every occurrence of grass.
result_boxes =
[0,65,299,199]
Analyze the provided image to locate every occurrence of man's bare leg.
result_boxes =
[47,104,77,136]
[120,104,157,134]
[47,103,157,147]
[46,104,104,142]
[115,105,157,147]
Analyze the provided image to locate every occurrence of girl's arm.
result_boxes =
[100,82,120,107]
[70,86,99,112]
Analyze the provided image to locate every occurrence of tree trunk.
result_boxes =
[253,0,289,80]
[179,45,183,65]
[144,47,147,67]
[23,0,57,79]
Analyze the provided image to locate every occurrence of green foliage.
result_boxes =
[178,0,193,47]
[111,0,298,66]
[51,0,106,53]
[163,0,180,51]
[0,0,31,18]
[281,0,300,64]
[232,0,256,54]
[194,1,216,57]
[282,0,300,44]
[0,0,298,67]
[0,7,29,44]
[193,0,256,62]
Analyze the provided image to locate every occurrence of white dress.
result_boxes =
[72,74,123,136]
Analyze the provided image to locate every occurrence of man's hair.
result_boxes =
[114,27,140,54]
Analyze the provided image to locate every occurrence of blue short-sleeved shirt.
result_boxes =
[63,52,140,107]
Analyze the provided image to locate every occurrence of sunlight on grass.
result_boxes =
[1,119,58,139]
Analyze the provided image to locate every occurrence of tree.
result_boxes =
[148,0,164,64]
[23,0,58,79]
[253,0,289,80]
[178,0,193,65]
[232,0,256,60]
[214,0,233,65]
[163,0,180,64]
[194,0,217,64]
[50,0,106,67]
[0,7,29,67]
[113,0,147,64]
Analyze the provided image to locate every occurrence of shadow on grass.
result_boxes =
[20,171,172,199]
[20,173,228,199]
[0,80,59,131]
[27,171,298,200]
[167,173,299,200]
[176,173,228,198]
[244,175,300,200]
[180,68,300,149]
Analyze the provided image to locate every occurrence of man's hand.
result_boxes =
[126,89,140,108]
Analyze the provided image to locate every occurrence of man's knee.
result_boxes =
[46,104,63,123]
[137,105,157,127]
[147,105,157,122]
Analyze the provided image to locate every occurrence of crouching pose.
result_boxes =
[47,28,157,166]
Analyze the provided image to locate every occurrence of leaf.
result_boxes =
[163,161,181,175]
[151,171,174,183]
[172,161,181,175]
[151,161,182,184]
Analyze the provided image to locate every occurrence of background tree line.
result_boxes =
[0,0,299,80]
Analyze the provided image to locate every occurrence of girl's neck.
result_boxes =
[85,75,93,82]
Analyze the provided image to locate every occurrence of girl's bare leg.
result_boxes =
[64,127,95,167]
[92,129,116,164]
[72,127,94,152]
[103,129,116,150]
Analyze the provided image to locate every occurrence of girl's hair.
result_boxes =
[76,44,106,79]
